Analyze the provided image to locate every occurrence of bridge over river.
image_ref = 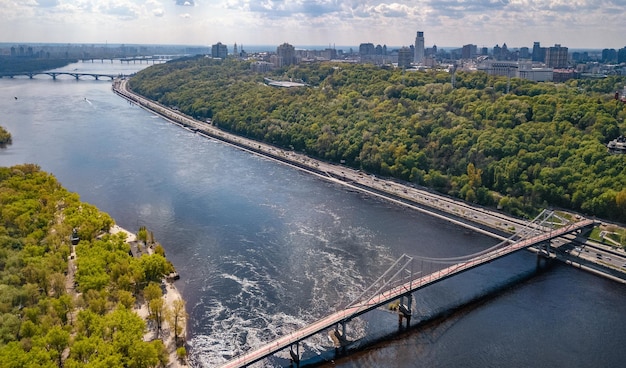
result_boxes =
[0,71,130,80]
[219,211,595,368]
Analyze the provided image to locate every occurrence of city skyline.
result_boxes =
[1,1,625,49]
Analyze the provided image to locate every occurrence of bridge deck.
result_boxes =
[218,219,594,368]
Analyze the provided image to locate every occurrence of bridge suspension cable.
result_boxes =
[345,209,571,309]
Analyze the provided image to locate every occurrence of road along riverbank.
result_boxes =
[111,78,626,283]
[112,79,525,236]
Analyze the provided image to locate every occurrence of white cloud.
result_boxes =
[36,0,59,7]
[368,3,414,18]
[0,0,623,48]
[97,1,141,20]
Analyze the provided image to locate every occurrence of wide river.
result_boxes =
[1,61,625,367]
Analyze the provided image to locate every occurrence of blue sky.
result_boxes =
[1,0,625,49]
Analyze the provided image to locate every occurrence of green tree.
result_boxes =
[45,325,70,367]
[140,254,172,283]
[0,125,12,145]
[167,298,187,345]
[143,282,162,303]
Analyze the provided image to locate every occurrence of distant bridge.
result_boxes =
[80,55,175,64]
[219,210,595,368]
[0,72,130,80]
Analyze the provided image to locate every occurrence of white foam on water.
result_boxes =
[188,201,397,367]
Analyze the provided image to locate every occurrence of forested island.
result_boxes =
[129,57,626,223]
[0,59,75,75]
[0,164,186,367]
[0,126,11,146]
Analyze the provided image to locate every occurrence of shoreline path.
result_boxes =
[113,78,530,238]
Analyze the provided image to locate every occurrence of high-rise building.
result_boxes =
[519,47,530,59]
[398,47,413,68]
[276,43,296,67]
[545,44,568,68]
[414,31,424,63]
[572,51,589,62]
[211,42,228,58]
[618,46,626,63]
[532,41,545,62]
[602,48,617,63]
[493,44,502,60]
[359,43,376,56]
[461,44,477,59]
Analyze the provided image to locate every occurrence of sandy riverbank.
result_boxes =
[112,224,188,367]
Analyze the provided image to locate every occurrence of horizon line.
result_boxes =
[0,41,614,52]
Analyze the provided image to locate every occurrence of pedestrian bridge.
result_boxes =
[218,210,595,368]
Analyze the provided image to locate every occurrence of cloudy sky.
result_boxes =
[1,0,625,49]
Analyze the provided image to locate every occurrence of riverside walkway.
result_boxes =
[219,216,594,368]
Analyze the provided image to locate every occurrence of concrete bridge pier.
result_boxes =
[289,342,300,367]
[398,294,413,328]
[330,322,348,358]
[536,240,553,269]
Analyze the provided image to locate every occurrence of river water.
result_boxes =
[1,61,625,367]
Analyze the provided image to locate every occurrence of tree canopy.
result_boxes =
[0,126,11,146]
[130,58,626,222]
[0,59,76,75]
[0,164,169,367]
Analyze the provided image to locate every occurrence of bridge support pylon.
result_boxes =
[398,294,413,329]
[330,322,348,357]
[536,240,553,269]
[289,342,300,367]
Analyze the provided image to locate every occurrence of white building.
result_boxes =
[518,62,553,82]
[478,60,553,82]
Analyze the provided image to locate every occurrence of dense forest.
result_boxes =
[129,57,626,222]
[0,164,177,367]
